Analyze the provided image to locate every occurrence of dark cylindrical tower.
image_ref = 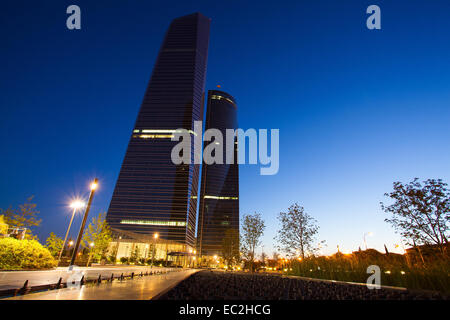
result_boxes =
[198,90,239,259]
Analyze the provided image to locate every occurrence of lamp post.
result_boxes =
[363,232,373,250]
[67,240,74,258]
[70,178,98,266]
[151,233,158,268]
[86,242,95,267]
[193,250,196,268]
[58,200,85,265]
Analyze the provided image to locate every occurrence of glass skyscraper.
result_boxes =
[197,90,239,257]
[106,13,210,250]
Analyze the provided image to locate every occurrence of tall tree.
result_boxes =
[1,196,41,239]
[130,245,140,263]
[381,178,449,254]
[108,242,119,263]
[275,203,319,259]
[221,228,240,267]
[81,212,112,262]
[260,251,267,266]
[45,232,64,258]
[272,251,280,261]
[240,213,265,272]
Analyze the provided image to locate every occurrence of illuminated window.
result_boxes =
[211,95,236,107]
[204,195,238,200]
[142,129,175,133]
[138,134,174,139]
[133,129,197,138]
[120,219,186,227]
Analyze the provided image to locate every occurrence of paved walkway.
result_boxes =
[4,269,198,300]
[0,266,172,289]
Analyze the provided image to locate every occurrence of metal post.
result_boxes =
[364,233,368,250]
[151,238,155,268]
[58,207,77,265]
[70,178,98,266]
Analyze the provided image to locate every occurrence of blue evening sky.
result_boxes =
[1,0,449,255]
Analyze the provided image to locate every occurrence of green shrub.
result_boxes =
[0,215,8,235]
[0,237,57,270]
[120,257,129,264]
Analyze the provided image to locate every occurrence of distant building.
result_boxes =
[106,13,210,265]
[197,90,239,258]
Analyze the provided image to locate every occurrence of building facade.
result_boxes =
[197,90,239,258]
[106,13,210,254]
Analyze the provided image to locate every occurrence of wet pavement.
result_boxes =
[0,265,171,289]
[3,269,198,300]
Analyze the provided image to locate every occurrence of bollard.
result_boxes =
[97,274,102,284]
[18,280,30,295]
[80,275,85,286]
[131,272,134,279]
[56,277,62,289]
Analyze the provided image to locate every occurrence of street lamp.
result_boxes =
[70,178,99,266]
[57,200,85,265]
[86,242,95,267]
[363,232,374,250]
[151,232,158,268]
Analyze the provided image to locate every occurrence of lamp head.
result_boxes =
[70,200,85,210]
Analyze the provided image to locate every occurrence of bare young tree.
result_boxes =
[272,251,279,261]
[240,213,265,272]
[260,251,267,266]
[275,203,319,259]
[381,178,449,254]
[221,228,240,267]
[1,196,41,239]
